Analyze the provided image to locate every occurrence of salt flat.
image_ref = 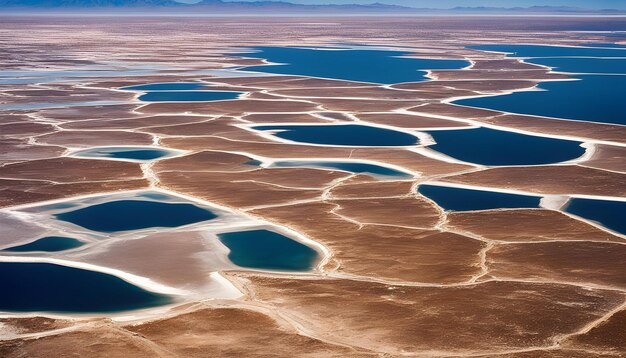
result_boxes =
[0,15,625,357]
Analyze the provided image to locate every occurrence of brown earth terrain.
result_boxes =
[0,16,624,358]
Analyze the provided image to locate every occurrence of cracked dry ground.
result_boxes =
[1,16,626,357]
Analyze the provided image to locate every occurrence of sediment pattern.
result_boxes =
[0,16,625,357]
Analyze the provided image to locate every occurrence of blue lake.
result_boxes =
[581,42,626,49]
[565,198,626,235]
[235,46,469,84]
[56,200,218,232]
[252,124,420,147]
[218,229,319,271]
[272,160,413,179]
[455,75,626,126]
[3,237,84,252]
[121,82,208,91]
[418,184,541,211]
[137,91,241,102]
[526,58,626,74]
[426,127,585,166]
[0,262,170,313]
[73,147,174,161]
[467,44,626,58]
[456,44,626,125]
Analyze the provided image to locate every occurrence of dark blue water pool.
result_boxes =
[252,124,420,147]
[3,237,84,252]
[456,44,626,125]
[418,184,541,211]
[582,43,626,49]
[56,200,218,232]
[272,160,412,178]
[455,75,626,126]
[0,262,170,312]
[235,46,469,84]
[565,198,626,235]
[467,44,626,58]
[526,58,626,74]
[121,82,208,91]
[137,91,241,102]
[74,147,173,161]
[244,159,263,166]
[426,127,585,166]
[217,229,319,271]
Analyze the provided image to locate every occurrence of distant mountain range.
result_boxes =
[1,0,624,14]
[0,0,179,6]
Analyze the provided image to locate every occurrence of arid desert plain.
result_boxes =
[0,16,625,357]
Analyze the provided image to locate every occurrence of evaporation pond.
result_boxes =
[55,200,218,232]
[582,42,626,49]
[0,262,170,312]
[235,46,469,84]
[454,75,626,126]
[455,44,626,125]
[121,82,208,91]
[418,184,541,211]
[427,127,585,165]
[565,198,626,235]
[526,57,626,74]
[73,147,175,161]
[137,91,241,102]
[217,229,319,271]
[466,44,626,57]
[272,160,412,179]
[253,124,420,146]
[3,236,84,252]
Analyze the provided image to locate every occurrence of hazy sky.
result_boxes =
[195,0,626,9]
